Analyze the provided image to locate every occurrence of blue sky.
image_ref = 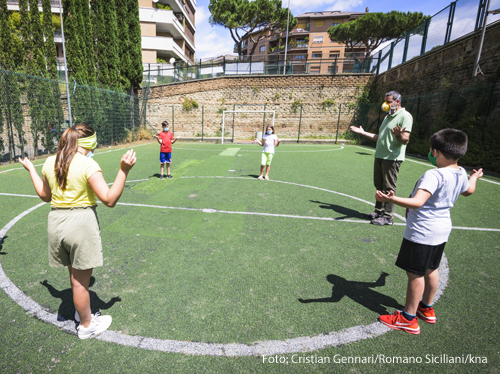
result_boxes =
[194,0,460,59]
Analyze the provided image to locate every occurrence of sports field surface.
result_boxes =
[1,141,499,373]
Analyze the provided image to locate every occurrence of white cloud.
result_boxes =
[196,5,210,25]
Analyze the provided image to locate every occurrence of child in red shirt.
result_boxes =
[153,121,179,179]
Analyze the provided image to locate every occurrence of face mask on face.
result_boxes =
[87,151,94,158]
[428,150,438,166]
[163,128,169,132]
[266,131,272,135]
[381,102,390,112]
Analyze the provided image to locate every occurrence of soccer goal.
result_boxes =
[221,110,276,144]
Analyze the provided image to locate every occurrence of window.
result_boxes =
[331,23,340,27]
[312,52,322,58]
[295,55,306,60]
[329,51,340,58]
[314,20,325,27]
[310,65,320,73]
[296,23,307,29]
[260,46,266,52]
[312,35,324,43]
[328,65,338,74]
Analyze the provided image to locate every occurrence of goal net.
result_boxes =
[221,110,276,144]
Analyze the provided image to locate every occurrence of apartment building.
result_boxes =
[6,0,196,66]
[238,10,368,74]
[139,0,196,64]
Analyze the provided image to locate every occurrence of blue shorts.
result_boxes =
[160,152,172,164]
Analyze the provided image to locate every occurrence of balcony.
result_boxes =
[139,7,195,52]
[7,0,60,5]
[141,36,188,63]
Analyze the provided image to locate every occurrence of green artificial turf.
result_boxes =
[1,141,499,373]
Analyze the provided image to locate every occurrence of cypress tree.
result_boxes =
[79,0,96,85]
[62,0,86,83]
[29,0,46,75]
[42,0,59,80]
[115,0,131,91]
[127,0,143,93]
[41,0,64,145]
[92,0,119,89]
[18,0,31,71]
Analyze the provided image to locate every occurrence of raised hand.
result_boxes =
[18,157,35,172]
[391,126,406,137]
[120,149,137,173]
[470,168,484,179]
[349,125,364,134]
[375,190,394,202]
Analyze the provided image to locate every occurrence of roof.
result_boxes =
[295,11,367,19]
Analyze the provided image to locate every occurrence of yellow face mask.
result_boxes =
[381,102,390,112]
[77,133,97,150]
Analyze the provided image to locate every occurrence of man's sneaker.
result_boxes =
[167,175,173,179]
[365,211,380,220]
[159,175,164,180]
[417,305,436,324]
[371,216,393,226]
[77,313,112,340]
[378,311,420,335]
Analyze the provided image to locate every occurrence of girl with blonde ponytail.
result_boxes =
[19,124,136,339]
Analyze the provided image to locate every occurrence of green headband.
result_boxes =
[77,133,97,150]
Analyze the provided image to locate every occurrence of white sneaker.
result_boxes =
[77,313,112,339]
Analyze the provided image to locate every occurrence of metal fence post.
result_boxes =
[172,105,175,135]
[335,104,341,144]
[297,105,303,143]
[262,103,267,134]
[201,105,204,141]
[4,71,16,160]
[475,0,488,30]
[388,42,395,70]
[376,50,382,75]
[232,104,235,143]
[402,31,410,63]
[420,18,431,55]
[444,1,457,45]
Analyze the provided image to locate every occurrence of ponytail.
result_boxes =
[54,124,95,190]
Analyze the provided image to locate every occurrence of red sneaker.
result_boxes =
[417,305,436,324]
[378,311,420,335]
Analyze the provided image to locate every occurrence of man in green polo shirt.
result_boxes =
[350,91,413,226]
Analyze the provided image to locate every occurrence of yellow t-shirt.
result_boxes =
[42,153,102,207]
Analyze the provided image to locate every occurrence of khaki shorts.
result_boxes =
[47,206,103,270]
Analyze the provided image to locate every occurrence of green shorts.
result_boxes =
[47,206,103,270]
[261,152,274,166]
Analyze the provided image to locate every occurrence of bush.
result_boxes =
[322,98,335,109]
[182,97,199,111]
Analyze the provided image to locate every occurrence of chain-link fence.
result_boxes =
[144,101,364,144]
[0,69,149,162]
[375,0,500,75]
[353,83,500,172]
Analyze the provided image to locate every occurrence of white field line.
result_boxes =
[1,184,499,232]
[0,201,450,356]
[354,146,500,185]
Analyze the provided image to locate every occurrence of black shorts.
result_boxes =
[395,238,446,276]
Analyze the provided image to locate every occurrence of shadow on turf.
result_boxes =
[298,272,403,315]
[310,200,367,219]
[0,235,6,255]
[356,152,372,156]
[40,277,121,322]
